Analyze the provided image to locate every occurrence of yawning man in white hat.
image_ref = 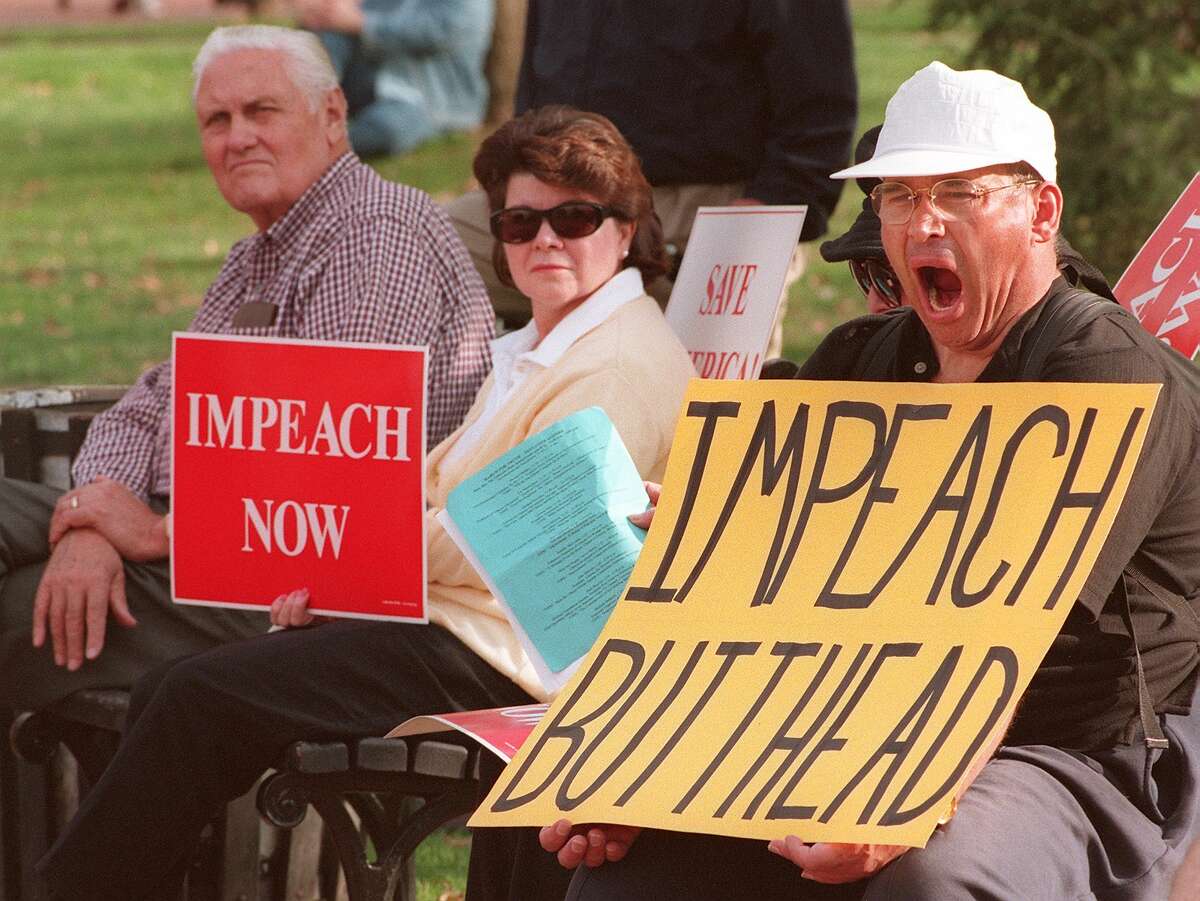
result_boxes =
[534,61,1200,901]
[835,60,1061,384]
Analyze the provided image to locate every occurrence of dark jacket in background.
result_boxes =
[515,0,858,241]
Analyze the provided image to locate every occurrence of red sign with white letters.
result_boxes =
[171,333,427,621]
[1114,173,1200,359]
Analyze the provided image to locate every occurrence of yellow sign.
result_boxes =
[473,379,1159,847]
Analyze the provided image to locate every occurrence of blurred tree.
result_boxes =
[927,0,1199,279]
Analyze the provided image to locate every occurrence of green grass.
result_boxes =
[2,23,249,384]
[413,826,471,901]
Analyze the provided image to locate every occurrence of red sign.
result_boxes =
[387,704,548,761]
[171,333,427,621]
[1114,173,1200,358]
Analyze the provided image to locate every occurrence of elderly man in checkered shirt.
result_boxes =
[0,25,493,710]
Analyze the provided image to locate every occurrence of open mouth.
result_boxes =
[918,266,962,312]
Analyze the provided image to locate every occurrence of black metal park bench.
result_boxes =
[0,387,483,900]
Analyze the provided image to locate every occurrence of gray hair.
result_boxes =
[192,25,338,110]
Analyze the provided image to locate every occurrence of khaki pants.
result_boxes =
[444,185,803,358]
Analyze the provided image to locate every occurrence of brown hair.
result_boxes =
[472,105,668,288]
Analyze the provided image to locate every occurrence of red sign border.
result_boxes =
[169,331,430,623]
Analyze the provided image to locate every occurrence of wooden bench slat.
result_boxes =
[0,387,128,410]
[412,742,470,780]
[354,738,408,773]
[286,742,350,775]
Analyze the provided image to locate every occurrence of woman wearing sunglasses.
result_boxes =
[38,106,694,901]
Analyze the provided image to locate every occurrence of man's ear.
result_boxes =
[1030,181,1062,245]
[322,86,350,149]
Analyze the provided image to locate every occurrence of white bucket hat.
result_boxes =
[833,61,1056,184]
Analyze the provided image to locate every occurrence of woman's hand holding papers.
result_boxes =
[539,819,642,869]
[626,481,660,530]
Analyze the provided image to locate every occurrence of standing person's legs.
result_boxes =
[645,182,745,310]
[774,243,806,358]
[0,478,266,710]
[315,32,378,116]
[37,619,534,901]
[349,98,438,158]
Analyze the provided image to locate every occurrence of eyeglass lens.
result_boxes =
[870,178,1035,225]
[871,179,979,224]
[491,202,609,244]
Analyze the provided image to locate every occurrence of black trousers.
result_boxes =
[37,619,535,901]
[467,753,575,901]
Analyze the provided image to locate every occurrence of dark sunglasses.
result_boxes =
[849,258,901,309]
[489,201,618,244]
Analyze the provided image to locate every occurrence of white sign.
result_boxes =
[665,206,807,379]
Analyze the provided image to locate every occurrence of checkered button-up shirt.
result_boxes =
[73,154,493,500]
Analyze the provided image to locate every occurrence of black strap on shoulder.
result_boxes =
[1119,572,1171,750]
[1018,286,1116,381]
[1127,563,1200,631]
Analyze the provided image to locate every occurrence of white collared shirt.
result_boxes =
[442,268,645,468]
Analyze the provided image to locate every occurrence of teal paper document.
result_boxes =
[443,408,648,691]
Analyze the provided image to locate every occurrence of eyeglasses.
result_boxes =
[849,258,901,308]
[489,201,618,244]
[869,178,1041,225]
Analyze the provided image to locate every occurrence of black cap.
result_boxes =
[820,125,885,264]
[819,197,883,263]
